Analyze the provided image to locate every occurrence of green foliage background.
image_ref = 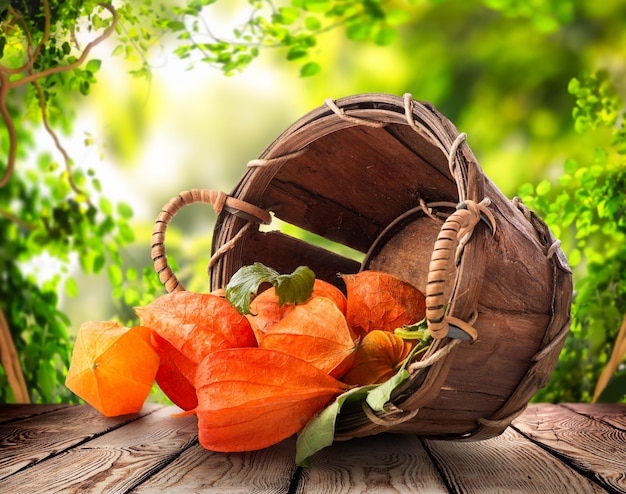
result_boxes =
[1,0,625,404]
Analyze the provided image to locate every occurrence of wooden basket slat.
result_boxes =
[256,123,457,253]
[232,228,360,290]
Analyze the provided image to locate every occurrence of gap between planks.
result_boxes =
[511,402,626,494]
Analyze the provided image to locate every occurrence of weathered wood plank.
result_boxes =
[424,427,607,493]
[0,406,197,493]
[297,433,447,493]
[0,403,69,424]
[131,438,299,493]
[512,403,626,493]
[0,403,623,493]
[563,403,626,431]
[0,404,160,480]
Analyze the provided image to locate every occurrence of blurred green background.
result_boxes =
[1,0,625,405]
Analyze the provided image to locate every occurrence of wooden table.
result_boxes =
[0,403,624,493]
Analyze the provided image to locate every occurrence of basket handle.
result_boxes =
[426,199,496,340]
[151,189,271,293]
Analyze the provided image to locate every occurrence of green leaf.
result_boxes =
[224,262,315,314]
[92,253,106,274]
[296,385,374,466]
[64,277,78,298]
[517,182,534,198]
[274,265,316,306]
[117,222,135,243]
[535,179,551,196]
[385,8,410,26]
[394,317,430,342]
[299,61,320,77]
[374,25,396,46]
[36,360,57,402]
[85,59,102,73]
[117,201,133,220]
[99,197,113,215]
[346,22,372,41]
[108,264,123,286]
[296,337,431,465]
[287,46,308,61]
[277,7,300,25]
[366,368,410,411]
[304,16,321,31]
[298,0,331,13]
[366,342,430,411]
[167,20,186,32]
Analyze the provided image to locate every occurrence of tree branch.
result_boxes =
[32,78,88,201]
[0,207,35,230]
[0,307,30,403]
[0,72,18,188]
[6,3,118,89]
[0,3,119,189]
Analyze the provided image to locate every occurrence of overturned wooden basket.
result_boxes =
[151,93,573,441]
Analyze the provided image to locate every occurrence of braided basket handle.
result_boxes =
[151,189,271,293]
[426,199,496,340]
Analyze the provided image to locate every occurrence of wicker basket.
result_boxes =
[151,93,573,441]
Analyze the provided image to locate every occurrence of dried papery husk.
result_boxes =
[150,332,197,410]
[341,330,416,386]
[342,270,426,338]
[65,323,159,417]
[136,291,256,363]
[247,278,348,344]
[261,296,357,378]
[194,347,350,452]
[135,291,256,409]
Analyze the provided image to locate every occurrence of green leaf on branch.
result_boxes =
[85,59,102,73]
[225,263,315,314]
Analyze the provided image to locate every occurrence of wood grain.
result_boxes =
[563,403,626,431]
[424,427,606,493]
[0,403,623,492]
[0,403,69,423]
[131,438,299,493]
[0,404,159,480]
[0,405,196,493]
[513,403,626,493]
[298,433,447,493]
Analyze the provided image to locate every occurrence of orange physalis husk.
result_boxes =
[341,330,415,386]
[150,332,197,410]
[194,347,350,452]
[135,291,256,409]
[136,291,257,363]
[247,278,348,344]
[342,270,426,338]
[311,278,348,315]
[65,322,159,417]
[260,296,357,379]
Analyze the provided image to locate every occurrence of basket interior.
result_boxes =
[212,109,461,293]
